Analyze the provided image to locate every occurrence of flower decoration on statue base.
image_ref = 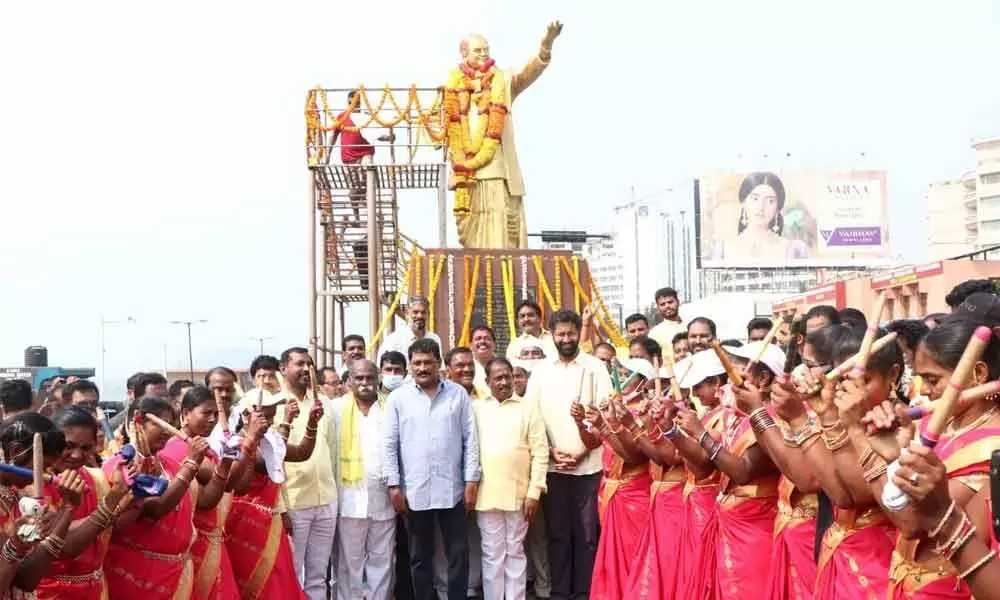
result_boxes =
[444,58,509,218]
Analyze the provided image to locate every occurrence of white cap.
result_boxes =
[621,358,655,381]
[242,388,286,408]
[655,366,672,380]
[518,337,544,356]
[678,350,726,388]
[728,341,787,377]
[513,359,541,374]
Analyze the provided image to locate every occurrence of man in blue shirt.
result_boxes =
[383,338,481,600]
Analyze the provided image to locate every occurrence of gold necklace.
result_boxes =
[939,405,999,453]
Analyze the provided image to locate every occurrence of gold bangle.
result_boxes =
[858,445,875,469]
[929,500,957,539]
[959,549,997,580]
[863,461,887,482]
[799,432,822,452]
[823,428,851,451]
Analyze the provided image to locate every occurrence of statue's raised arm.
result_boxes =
[511,21,563,101]
[445,21,563,249]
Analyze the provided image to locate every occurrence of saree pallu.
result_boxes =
[590,445,652,600]
[626,463,687,599]
[765,478,818,600]
[710,406,779,599]
[716,487,779,599]
[814,506,895,600]
[226,473,307,600]
[677,405,726,600]
[102,454,197,600]
[885,422,1000,599]
[36,468,111,600]
[161,438,240,600]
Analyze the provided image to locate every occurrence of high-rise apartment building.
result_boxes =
[927,137,1000,257]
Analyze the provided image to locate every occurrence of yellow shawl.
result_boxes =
[339,392,384,485]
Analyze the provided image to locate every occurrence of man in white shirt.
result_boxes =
[524,309,613,600]
[377,296,442,366]
[648,286,686,353]
[506,300,558,360]
[332,360,395,600]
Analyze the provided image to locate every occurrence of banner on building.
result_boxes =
[695,170,889,268]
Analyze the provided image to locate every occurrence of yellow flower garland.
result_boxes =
[459,256,481,346]
[443,65,509,217]
[484,256,494,327]
[531,256,558,311]
[414,252,423,296]
[427,255,446,332]
[504,257,517,344]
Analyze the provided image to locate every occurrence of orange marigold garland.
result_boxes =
[444,60,509,218]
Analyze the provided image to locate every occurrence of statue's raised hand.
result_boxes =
[543,21,563,48]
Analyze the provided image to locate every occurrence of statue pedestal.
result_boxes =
[403,248,605,354]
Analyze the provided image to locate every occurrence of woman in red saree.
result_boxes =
[790,325,900,599]
[160,385,243,600]
[0,412,86,599]
[36,407,132,600]
[102,395,209,600]
[625,381,688,600]
[585,360,654,600]
[860,317,1000,599]
[226,387,319,600]
[735,345,824,600]
[676,343,782,600]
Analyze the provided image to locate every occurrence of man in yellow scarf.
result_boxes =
[331,360,395,600]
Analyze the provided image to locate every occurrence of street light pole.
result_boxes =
[168,320,207,381]
[249,336,275,355]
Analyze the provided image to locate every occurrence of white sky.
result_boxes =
[1,1,998,398]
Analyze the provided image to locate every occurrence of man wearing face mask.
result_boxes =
[379,351,408,395]
[332,360,396,600]
[376,297,442,367]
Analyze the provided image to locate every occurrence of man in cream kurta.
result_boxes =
[474,357,548,600]
[453,22,563,249]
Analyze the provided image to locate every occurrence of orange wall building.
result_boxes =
[772,260,1000,321]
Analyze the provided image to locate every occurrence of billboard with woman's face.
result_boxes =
[696,170,889,268]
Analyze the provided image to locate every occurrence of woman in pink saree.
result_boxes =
[680,342,786,600]
[585,360,654,600]
[787,325,900,599]
[624,375,688,600]
[860,317,1000,599]
[734,344,824,600]
[668,349,731,600]
[159,385,243,600]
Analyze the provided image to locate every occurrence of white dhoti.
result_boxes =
[477,510,530,600]
[337,516,396,600]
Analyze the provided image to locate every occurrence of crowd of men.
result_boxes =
[3,278,1000,599]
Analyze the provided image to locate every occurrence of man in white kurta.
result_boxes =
[376,296,441,366]
[332,360,396,600]
[474,357,549,600]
